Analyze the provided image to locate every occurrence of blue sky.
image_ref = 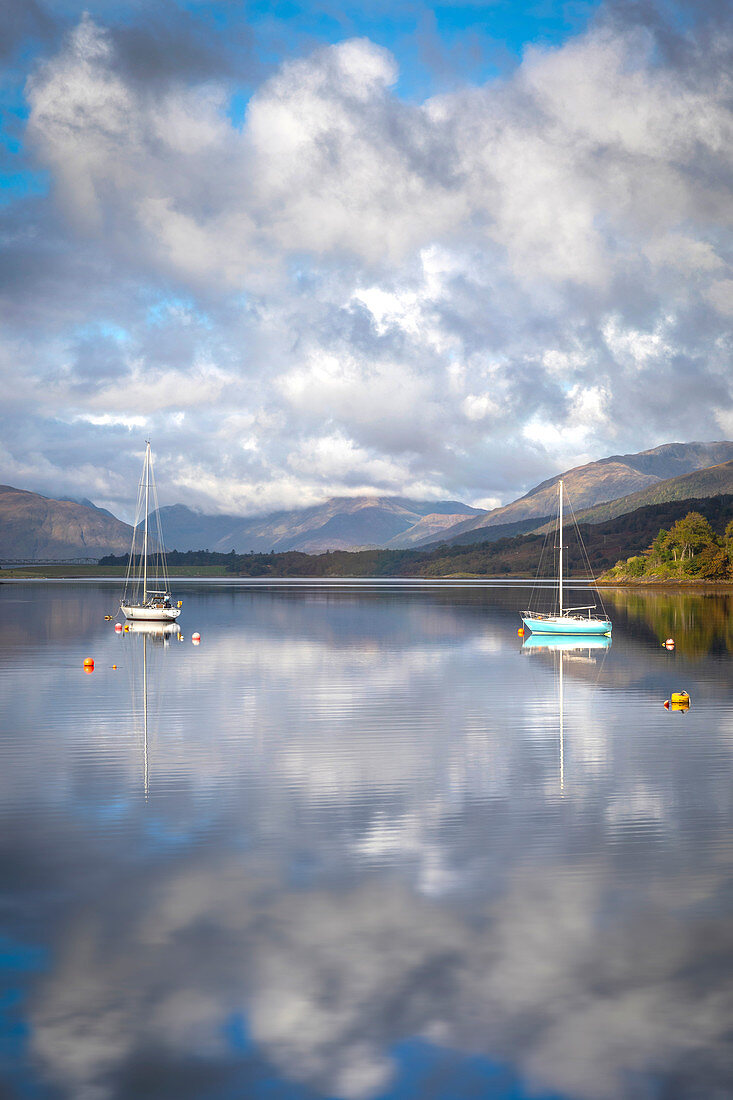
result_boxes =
[0,0,731,518]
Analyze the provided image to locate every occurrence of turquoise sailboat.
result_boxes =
[521,479,611,636]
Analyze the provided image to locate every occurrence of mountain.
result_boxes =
[0,484,132,560]
[156,497,484,554]
[422,441,733,546]
[553,458,733,529]
[51,494,118,520]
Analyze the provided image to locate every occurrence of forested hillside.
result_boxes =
[100,494,733,578]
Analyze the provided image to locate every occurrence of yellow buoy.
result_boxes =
[671,691,690,705]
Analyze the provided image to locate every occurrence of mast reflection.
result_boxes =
[522,633,611,794]
[124,621,181,799]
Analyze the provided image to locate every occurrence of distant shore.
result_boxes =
[3,565,733,588]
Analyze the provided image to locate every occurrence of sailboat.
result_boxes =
[120,442,181,623]
[521,479,611,636]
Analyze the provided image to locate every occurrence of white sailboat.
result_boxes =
[120,442,181,623]
[521,479,611,636]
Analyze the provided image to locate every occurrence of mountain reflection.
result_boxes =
[603,588,733,658]
[2,583,733,1099]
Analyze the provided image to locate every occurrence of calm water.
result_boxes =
[1,580,733,1100]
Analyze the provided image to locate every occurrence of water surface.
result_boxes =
[1,580,733,1099]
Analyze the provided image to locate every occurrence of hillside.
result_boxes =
[0,484,132,560]
[426,441,733,545]
[156,496,483,554]
[599,505,733,582]
[555,459,733,528]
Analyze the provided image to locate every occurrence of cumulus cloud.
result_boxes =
[0,3,730,513]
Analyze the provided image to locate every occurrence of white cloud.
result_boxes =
[6,10,732,514]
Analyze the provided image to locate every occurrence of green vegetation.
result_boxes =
[600,512,733,582]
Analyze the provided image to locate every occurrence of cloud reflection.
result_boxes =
[2,584,733,1098]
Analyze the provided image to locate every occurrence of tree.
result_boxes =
[666,512,715,561]
[649,527,673,562]
[694,544,729,579]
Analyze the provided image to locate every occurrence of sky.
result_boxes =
[1,0,732,520]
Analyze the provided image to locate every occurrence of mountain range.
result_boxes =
[2,440,733,561]
[154,497,485,554]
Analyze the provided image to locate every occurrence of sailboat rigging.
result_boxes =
[120,442,181,623]
[521,479,611,636]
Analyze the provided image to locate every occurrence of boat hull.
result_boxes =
[522,615,611,636]
[121,604,181,623]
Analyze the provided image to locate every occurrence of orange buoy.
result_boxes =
[518,627,524,636]
[664,700,670,709]
[112,665,117,670]
[83,657,94,667]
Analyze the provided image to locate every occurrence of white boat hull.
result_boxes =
[522,615,611,636]
[121,604,181,622]
[125,620,181,636]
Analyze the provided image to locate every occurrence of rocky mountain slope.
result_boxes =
[422,441,733,546]
[0,485,132,560]
[553,458,733,529]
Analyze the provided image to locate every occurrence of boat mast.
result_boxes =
[143,441,150,605]
[558,479,563,617]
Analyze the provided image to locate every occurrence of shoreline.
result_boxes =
[3,567,733,589]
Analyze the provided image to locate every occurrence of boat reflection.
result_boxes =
[125,620,181,640]
[523,633,611,794]
[521,633,611,652]
[124,622,180,799]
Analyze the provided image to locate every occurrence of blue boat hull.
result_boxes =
[522,633,611,651]
[522,615,611,636]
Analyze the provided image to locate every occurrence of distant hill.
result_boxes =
[0,484,132,560]
[551,459,733,528]
[416,514,555,548]
[156,497,483,554]
[425,441,733,545]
